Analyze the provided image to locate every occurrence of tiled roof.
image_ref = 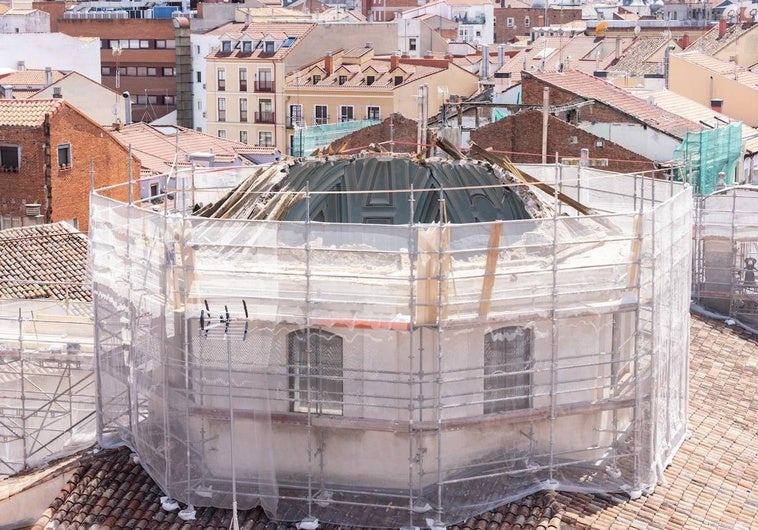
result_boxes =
[0,69,66,87]
[0,222,91,302]
[630,88,758,153]
[495,35,634,83]
[288,59,448,90]
[524,70,699,139]
[675,51,758,88]
[29,314,758,530]
[206,22,316,61]
[610,36,677,76]
[686,21,758,56]
[0,98,65,127]
[111,123,258,176]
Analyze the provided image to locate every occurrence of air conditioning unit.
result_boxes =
[202,111,206,118]
[202,83,206,89]
[568,136,578,145]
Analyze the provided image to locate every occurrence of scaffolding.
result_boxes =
[0,298,96,477]
[692,185,758,330]
[90,160,692,527]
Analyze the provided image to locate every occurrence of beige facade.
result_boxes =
[284,50,479,153]
[668,53,758,127]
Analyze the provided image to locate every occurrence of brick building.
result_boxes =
[470,109,657,174]
[0,99,134,233]
[34,1,177,122]
[494,3,582,42]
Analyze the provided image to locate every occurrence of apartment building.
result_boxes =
[34,1,179,122]
[204,22,317,149]
[284,48,479,154]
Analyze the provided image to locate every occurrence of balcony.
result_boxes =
[254,80,274,92]
[255,111,275,124]
[454,15,486,25]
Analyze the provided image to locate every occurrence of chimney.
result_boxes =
[4,86,12,99]
[365,41,373,48]
[325,52,334,76]
[52,86,62,98]
[391,53,400,70]
[45,67,53,86]
[680,33,690,49]
[615,36,621,59]
[123,91,132,125]
[719,17,727,38]
[739,6,746,22]
[497,44,505,71]
[480,44,489,79]
[17,60,25,71]
[663,45,675,89]
[711,98,724,112]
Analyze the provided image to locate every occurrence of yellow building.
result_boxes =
[284,48,480,154]
[205,22,317,149]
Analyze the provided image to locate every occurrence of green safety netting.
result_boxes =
[292,119,379,157]
[673,121,743,195]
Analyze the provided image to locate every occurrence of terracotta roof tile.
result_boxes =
[0,222,90,302]
[0,69,66,87]
[0,98,65,127]
[30,315,758,529]
[610,36,677,76]
[524,69,699,139]
[686,21,758,56]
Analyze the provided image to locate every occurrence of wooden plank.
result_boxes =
[478,222,503,318]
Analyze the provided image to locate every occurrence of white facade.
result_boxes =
[0,33,101,83]
[190,33,221,133]
[580,121,682,163]
[0,9,50,33]
[401,0,495,45]
[32,73,125,126]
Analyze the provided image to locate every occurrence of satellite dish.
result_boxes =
[634,25,641,36]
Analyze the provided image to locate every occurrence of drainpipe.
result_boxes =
[542,87,549,164]
[43,113,52,223]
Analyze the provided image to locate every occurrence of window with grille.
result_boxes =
[288,329,343,415]
[314,105,327,125]
[0,145,20,170]
[483,327,531,413]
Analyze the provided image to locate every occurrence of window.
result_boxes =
[137,66,148,76]
[101,66,111,76]
[366,75,375,86]
[164,95,175,105]
[340,105,354,122]
[315,105,328,125]
[524,16,530,28]
[163,67,175,77]
[409,38,417,51]
[507,17,515,28]
[256,69,273,92]
[288,329,343,415]
[139,40,150,49]
[57,144,71,169]
[0,145,20,170]
[289,104,303,127]
[196,71,202,83]
[258,131,273,147]
[217,69,226,91]
[156,40,175,49]
[264,41,275,53]
[312,74,321,84]
[240,98,248,122]
[282,36,297,47]
[126,66,137,76]
[218,129,227,139]
[221,40,232,53]
[338,75,347,85]
[239,68,248,91]
[483,327,531,413]
[367,106,380,120]
[394,75,403,86]
[240,130,248,144]
[217,97,226,122]
[147,67,158,76]
[242,40,253,53]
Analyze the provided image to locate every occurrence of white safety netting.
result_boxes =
[90,166,692,527]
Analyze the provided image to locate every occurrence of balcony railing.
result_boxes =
[314,117,329,125]
[286,116,305,128]
[255,80,274,92]
[255,111,275,124]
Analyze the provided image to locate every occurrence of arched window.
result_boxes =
[483,327,531,413]
[288,329,343,415]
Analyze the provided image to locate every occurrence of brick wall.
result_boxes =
[494,7,582,42]
[521,73,639,126]
[0,104,135,234]
[470,109,657,174]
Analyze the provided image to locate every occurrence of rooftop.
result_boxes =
[609,36,679,76]
[110,122,260,176]
[0,222,90,302]
[0,69,66,89]
[28,314,758,529]
[0,98,65,127]
[674,51,758,88]
[685,20,758,56]
[206,22,316,61]
[523,69,699,139]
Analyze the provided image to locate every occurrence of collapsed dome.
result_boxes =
[91,158,692,528]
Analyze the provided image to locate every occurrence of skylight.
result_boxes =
[282,37,297,48]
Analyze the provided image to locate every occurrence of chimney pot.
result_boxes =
[391,53,400,70]
[719,17,727,37]
[325,51,334,76]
